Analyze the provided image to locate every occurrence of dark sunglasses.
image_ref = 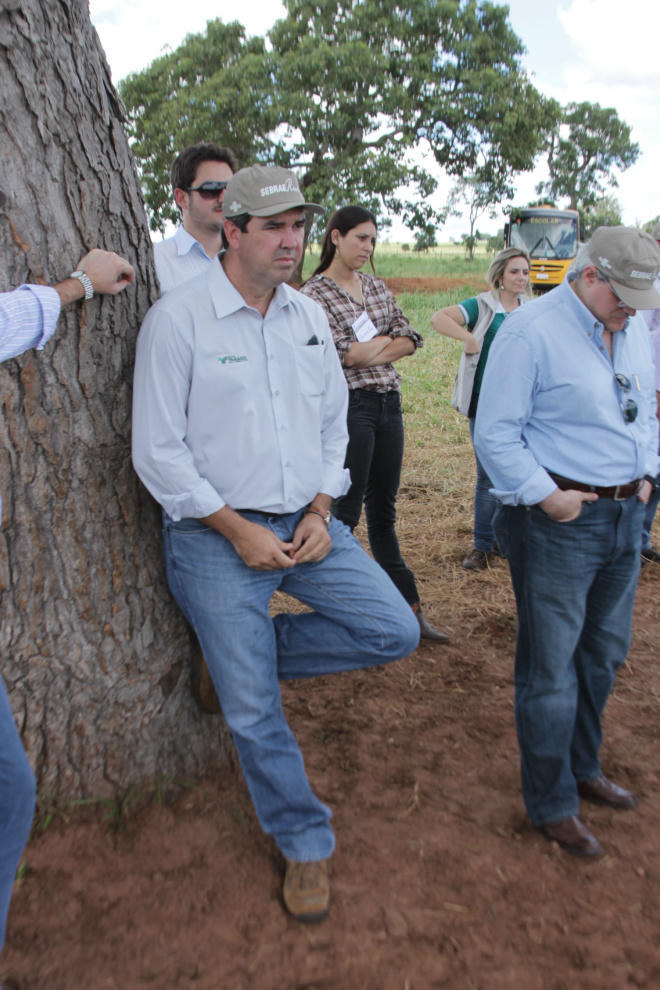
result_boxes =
[614,373,638,424]
[186,181,228,200]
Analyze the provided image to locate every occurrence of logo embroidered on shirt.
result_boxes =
[218,355,248,364]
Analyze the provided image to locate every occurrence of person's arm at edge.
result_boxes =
[1,250,135,363]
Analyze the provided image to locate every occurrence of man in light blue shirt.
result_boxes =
[475,227,660,858]
[0,248,134,963]
[639,220,660,563]
[132,165,419,923]
[153,143,237,294]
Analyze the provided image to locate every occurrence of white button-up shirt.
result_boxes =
[153,226,216,295]
[132,256,351,520]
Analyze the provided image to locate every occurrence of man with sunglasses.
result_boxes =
[474,226,660,858]
[154,143,238,294]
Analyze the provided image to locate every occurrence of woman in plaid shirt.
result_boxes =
[301,207,450,643]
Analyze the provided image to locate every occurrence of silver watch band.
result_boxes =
[69,269,94,300]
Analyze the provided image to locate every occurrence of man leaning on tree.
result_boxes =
[132,164,420,922]
[475,227,660,857]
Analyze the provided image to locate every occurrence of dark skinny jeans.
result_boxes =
[334,388,419,606]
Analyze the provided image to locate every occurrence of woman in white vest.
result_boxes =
[431,247,532,571]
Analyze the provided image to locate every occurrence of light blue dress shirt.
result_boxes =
[474,279,660,506]
[132,256,351,520]
[153,226,216,295]
[1,284,61,520]
[0,284,60,362]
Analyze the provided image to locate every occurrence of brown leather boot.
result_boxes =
[283,859,330,922]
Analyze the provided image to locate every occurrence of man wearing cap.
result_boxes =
[153,143,237,294]
[638,219,660,564]
[132,165,420,920]
[475,227,660,857]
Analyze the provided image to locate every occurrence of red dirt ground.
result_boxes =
[2,560,659,990]
[383,276,485,295]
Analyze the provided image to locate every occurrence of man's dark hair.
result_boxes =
[170,143,238,194]
[221,213,251,250]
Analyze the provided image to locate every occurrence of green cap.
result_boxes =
[588,226,660,309]
[223,165,324,220]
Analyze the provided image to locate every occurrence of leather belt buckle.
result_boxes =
[613,485,627,501]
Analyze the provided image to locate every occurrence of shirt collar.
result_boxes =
[174,225,214,260]
[207,254,294,320]
[562,277,629,337]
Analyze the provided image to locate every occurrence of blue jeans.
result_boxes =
[163,509,419,861]
[468,417,497,551]
[334,389,419,605]
[493,496,643,827]
[0,673,36,953]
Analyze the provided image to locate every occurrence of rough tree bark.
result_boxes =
[0,0,227,798]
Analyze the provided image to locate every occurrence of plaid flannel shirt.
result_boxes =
[300,273,423,392]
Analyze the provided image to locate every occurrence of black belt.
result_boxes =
[547,472,641,501]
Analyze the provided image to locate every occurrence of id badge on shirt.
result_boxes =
[352,310,379,342]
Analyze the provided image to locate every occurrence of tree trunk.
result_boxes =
[0,0,227,798]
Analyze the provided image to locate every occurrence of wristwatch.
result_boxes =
[304,504,332,526]
[69,269,94,300]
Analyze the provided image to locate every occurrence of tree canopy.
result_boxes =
[536,101,639,212]
[120,0,557,236]
[580,195,624,240]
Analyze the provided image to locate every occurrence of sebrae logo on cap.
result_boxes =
[629,270,655,280]
[260,178,297,197]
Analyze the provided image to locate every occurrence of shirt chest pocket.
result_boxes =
[294,345,326,397]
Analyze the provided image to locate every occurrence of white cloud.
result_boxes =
[90,0,284,83]
[558,0,660,86]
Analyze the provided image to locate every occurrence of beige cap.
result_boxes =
[223,165,324,220]
[588,226,660,309]
[651,220,660,242]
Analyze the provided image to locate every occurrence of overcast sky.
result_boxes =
[89,0,659,241]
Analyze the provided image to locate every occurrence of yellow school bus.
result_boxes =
[504,207,581,291]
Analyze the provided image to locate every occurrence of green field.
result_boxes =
[302,242,491,281]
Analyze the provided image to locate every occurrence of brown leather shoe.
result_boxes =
[190,640,221,714]
[413,606,451,644]
[538,815,604,857]
[283,859,330,923]
[461,548,489,571]
[578,774,638,810]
